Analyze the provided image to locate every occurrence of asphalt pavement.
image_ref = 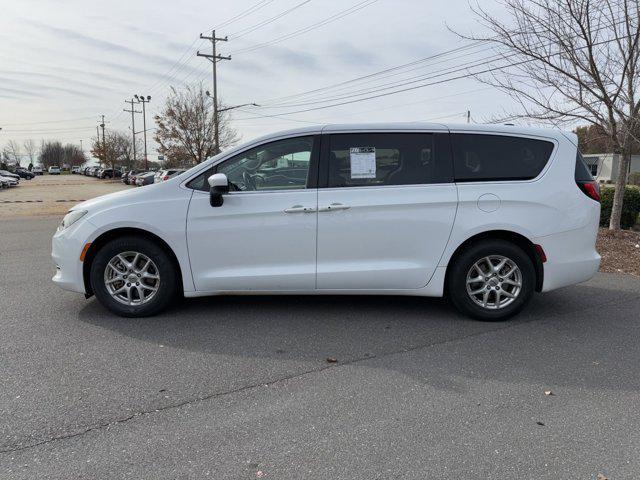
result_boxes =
[1,216,639,479]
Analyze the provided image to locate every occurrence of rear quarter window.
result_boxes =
[575,152,594,181]
[451,134,554,182]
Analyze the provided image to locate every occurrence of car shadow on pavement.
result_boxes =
[76,274,640,393]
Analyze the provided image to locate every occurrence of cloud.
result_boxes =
[3,70,123,94]
[23,19,201,77]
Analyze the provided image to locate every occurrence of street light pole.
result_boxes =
[218,102,260,113]
[135,95,151,170]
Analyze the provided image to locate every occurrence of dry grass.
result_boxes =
[597,228,640,276]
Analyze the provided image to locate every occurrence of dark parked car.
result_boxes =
[98,168,122,179]
[15,168,35,180]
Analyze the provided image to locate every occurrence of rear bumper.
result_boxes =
[534,225,600,292]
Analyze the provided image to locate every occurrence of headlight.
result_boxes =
[58,210,88,232]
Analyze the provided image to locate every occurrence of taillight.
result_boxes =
[577,180,600,202]
[163,175,169,181]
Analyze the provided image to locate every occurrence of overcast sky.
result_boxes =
[0,0,523,163]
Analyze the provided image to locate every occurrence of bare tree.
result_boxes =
[39,141,87,168]
[23,139,38,168]
[90,130,140,171]
[39,141,65,169]
[457,0,640,229]
[154,82,240,167]
[2,140,22,167]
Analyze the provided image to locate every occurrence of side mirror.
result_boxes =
[208,173,229,207]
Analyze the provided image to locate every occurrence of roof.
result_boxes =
[254,122,572,141]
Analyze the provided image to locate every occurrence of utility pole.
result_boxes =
[197,30,230,155]
[124,98,142,170]
[134,95,151,170]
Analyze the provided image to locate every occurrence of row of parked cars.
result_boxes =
[122,169,186,187]
[70,165,186,187]
[74,166,121,178]
[0,167,36,188]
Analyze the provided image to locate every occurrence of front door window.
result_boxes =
[188,136,315,192]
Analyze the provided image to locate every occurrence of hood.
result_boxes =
[69,180,173,213]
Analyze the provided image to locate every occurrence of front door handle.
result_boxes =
[284,205,316,213]
[318,202,350,212]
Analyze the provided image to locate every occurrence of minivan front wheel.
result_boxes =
[90,236,178,317]
[447,239,535,321]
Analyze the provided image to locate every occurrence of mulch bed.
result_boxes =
[597,228,640,276]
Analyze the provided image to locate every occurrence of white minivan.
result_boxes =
[52,123,601,321]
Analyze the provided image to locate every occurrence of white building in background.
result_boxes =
[582,153,640,183]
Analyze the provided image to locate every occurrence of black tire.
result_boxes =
[90,236,178,317]
[447,239,535,321]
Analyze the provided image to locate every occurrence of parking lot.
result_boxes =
[0,174,131,218]
[1,185,640,478]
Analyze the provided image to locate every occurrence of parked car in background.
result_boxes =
[32,166,44,175]
[122,170,143,185]
[48,166,61,175]
[51,123,601,319]
[135,171,156,186]
[98,168,122,179]
[71,167,81,174]
[0,170,20,183]
[15,168,35,180]
[155,169,186,183]
[0,174,19,187]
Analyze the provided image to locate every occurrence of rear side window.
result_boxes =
[451,134,554,182]
[575,152,594,181]
[326,133,452,188]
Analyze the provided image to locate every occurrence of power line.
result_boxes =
[256,42,487,106]
[232,23,638,121]
[230,0,314,39]
[249,6,634,110]
[231,0,379,55]
[235,11,637,119]
[0,115,97,127]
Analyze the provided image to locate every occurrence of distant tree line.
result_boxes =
[0,139,87,170]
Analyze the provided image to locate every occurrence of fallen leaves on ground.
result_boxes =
[326,357,338,363]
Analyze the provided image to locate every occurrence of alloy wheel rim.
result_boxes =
[104,251,160,306]
[465,255,522,310]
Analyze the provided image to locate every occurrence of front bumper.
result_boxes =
[51,219,96,294]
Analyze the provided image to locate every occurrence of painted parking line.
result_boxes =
[0,200,85,204]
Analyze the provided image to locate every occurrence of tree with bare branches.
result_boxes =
[90,131,141,171]
[23,139,38,169]
[457,0,640,229]
[2,140,22,167]
[154,83,240,167]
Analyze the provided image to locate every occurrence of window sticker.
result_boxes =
[350,147,376,179]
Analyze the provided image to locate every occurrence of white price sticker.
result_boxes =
[350,147,376,179]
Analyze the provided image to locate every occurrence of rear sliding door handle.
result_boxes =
[284,205,316,213]
[318,202,350,212]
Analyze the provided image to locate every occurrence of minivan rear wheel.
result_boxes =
[90,236,178,317]
[447,239,535,321]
